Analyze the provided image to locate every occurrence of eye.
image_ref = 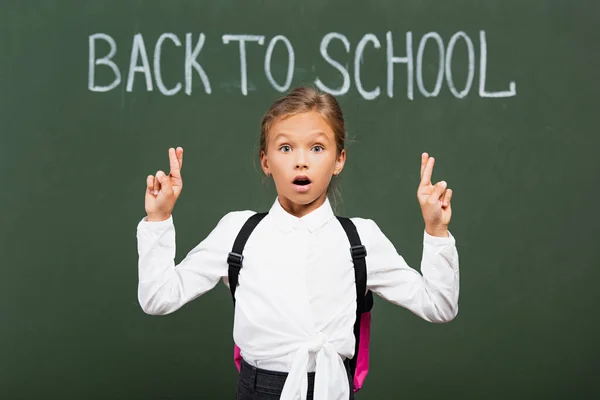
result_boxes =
[312,145,324,153]
[279,145,292,153]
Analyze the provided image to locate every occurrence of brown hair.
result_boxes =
[260,86,346,156]
[259,86,347,210]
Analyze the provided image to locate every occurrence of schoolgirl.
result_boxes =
[136,86,459,399]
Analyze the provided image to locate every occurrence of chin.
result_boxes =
[282,192,325,206]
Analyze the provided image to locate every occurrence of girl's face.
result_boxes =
[260,111,346,217]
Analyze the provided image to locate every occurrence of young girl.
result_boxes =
[137,87,459,400]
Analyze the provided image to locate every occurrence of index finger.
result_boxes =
[420,156,435,185]
[420,152,428,180]
[168,147,182,178]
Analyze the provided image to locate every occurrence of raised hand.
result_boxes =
[417,152,453,236]
[145,147,184,221]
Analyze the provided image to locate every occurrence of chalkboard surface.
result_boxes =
[1,1,599,399]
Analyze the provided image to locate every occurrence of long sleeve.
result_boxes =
[362,219,460,323]
[136,210,254,315]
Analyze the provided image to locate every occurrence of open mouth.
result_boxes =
[293,178,312,186]
[292,176,312,191]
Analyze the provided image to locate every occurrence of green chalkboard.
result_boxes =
[1,0,599,399]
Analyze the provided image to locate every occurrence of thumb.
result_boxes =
[427,181,447,204]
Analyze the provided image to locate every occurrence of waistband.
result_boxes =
[238,358,351,394]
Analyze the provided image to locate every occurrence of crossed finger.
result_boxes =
[169,147,184,178]
[420,152,434,186]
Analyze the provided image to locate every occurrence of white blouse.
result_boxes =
[136,197,459,400]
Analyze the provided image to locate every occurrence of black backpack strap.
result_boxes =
[227,212,268,304]
[336,216,374,379]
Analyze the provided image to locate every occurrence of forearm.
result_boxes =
[418,231,460,321]
[136,213,234,316]
[137,216,182,315]
[364,218,459,323]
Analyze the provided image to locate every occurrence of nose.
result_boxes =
[294,149,308,170]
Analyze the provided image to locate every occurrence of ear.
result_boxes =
[333,149,346,176]
[260,150,270,176]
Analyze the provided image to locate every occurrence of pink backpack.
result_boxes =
[227,213,374,392]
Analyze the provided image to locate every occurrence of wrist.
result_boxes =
[425,224,449,237]
[146,213,171,222]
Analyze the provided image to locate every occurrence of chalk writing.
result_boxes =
[88,30,517,100]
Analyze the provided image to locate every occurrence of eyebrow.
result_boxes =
[272,133,289,142]
[311,132,328,141]
[272,132,329,142]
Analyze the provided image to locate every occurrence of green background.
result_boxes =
[1,0,598,399]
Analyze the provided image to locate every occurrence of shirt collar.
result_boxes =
[269,196,335,233]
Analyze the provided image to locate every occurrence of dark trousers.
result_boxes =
[236,358,355,400]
